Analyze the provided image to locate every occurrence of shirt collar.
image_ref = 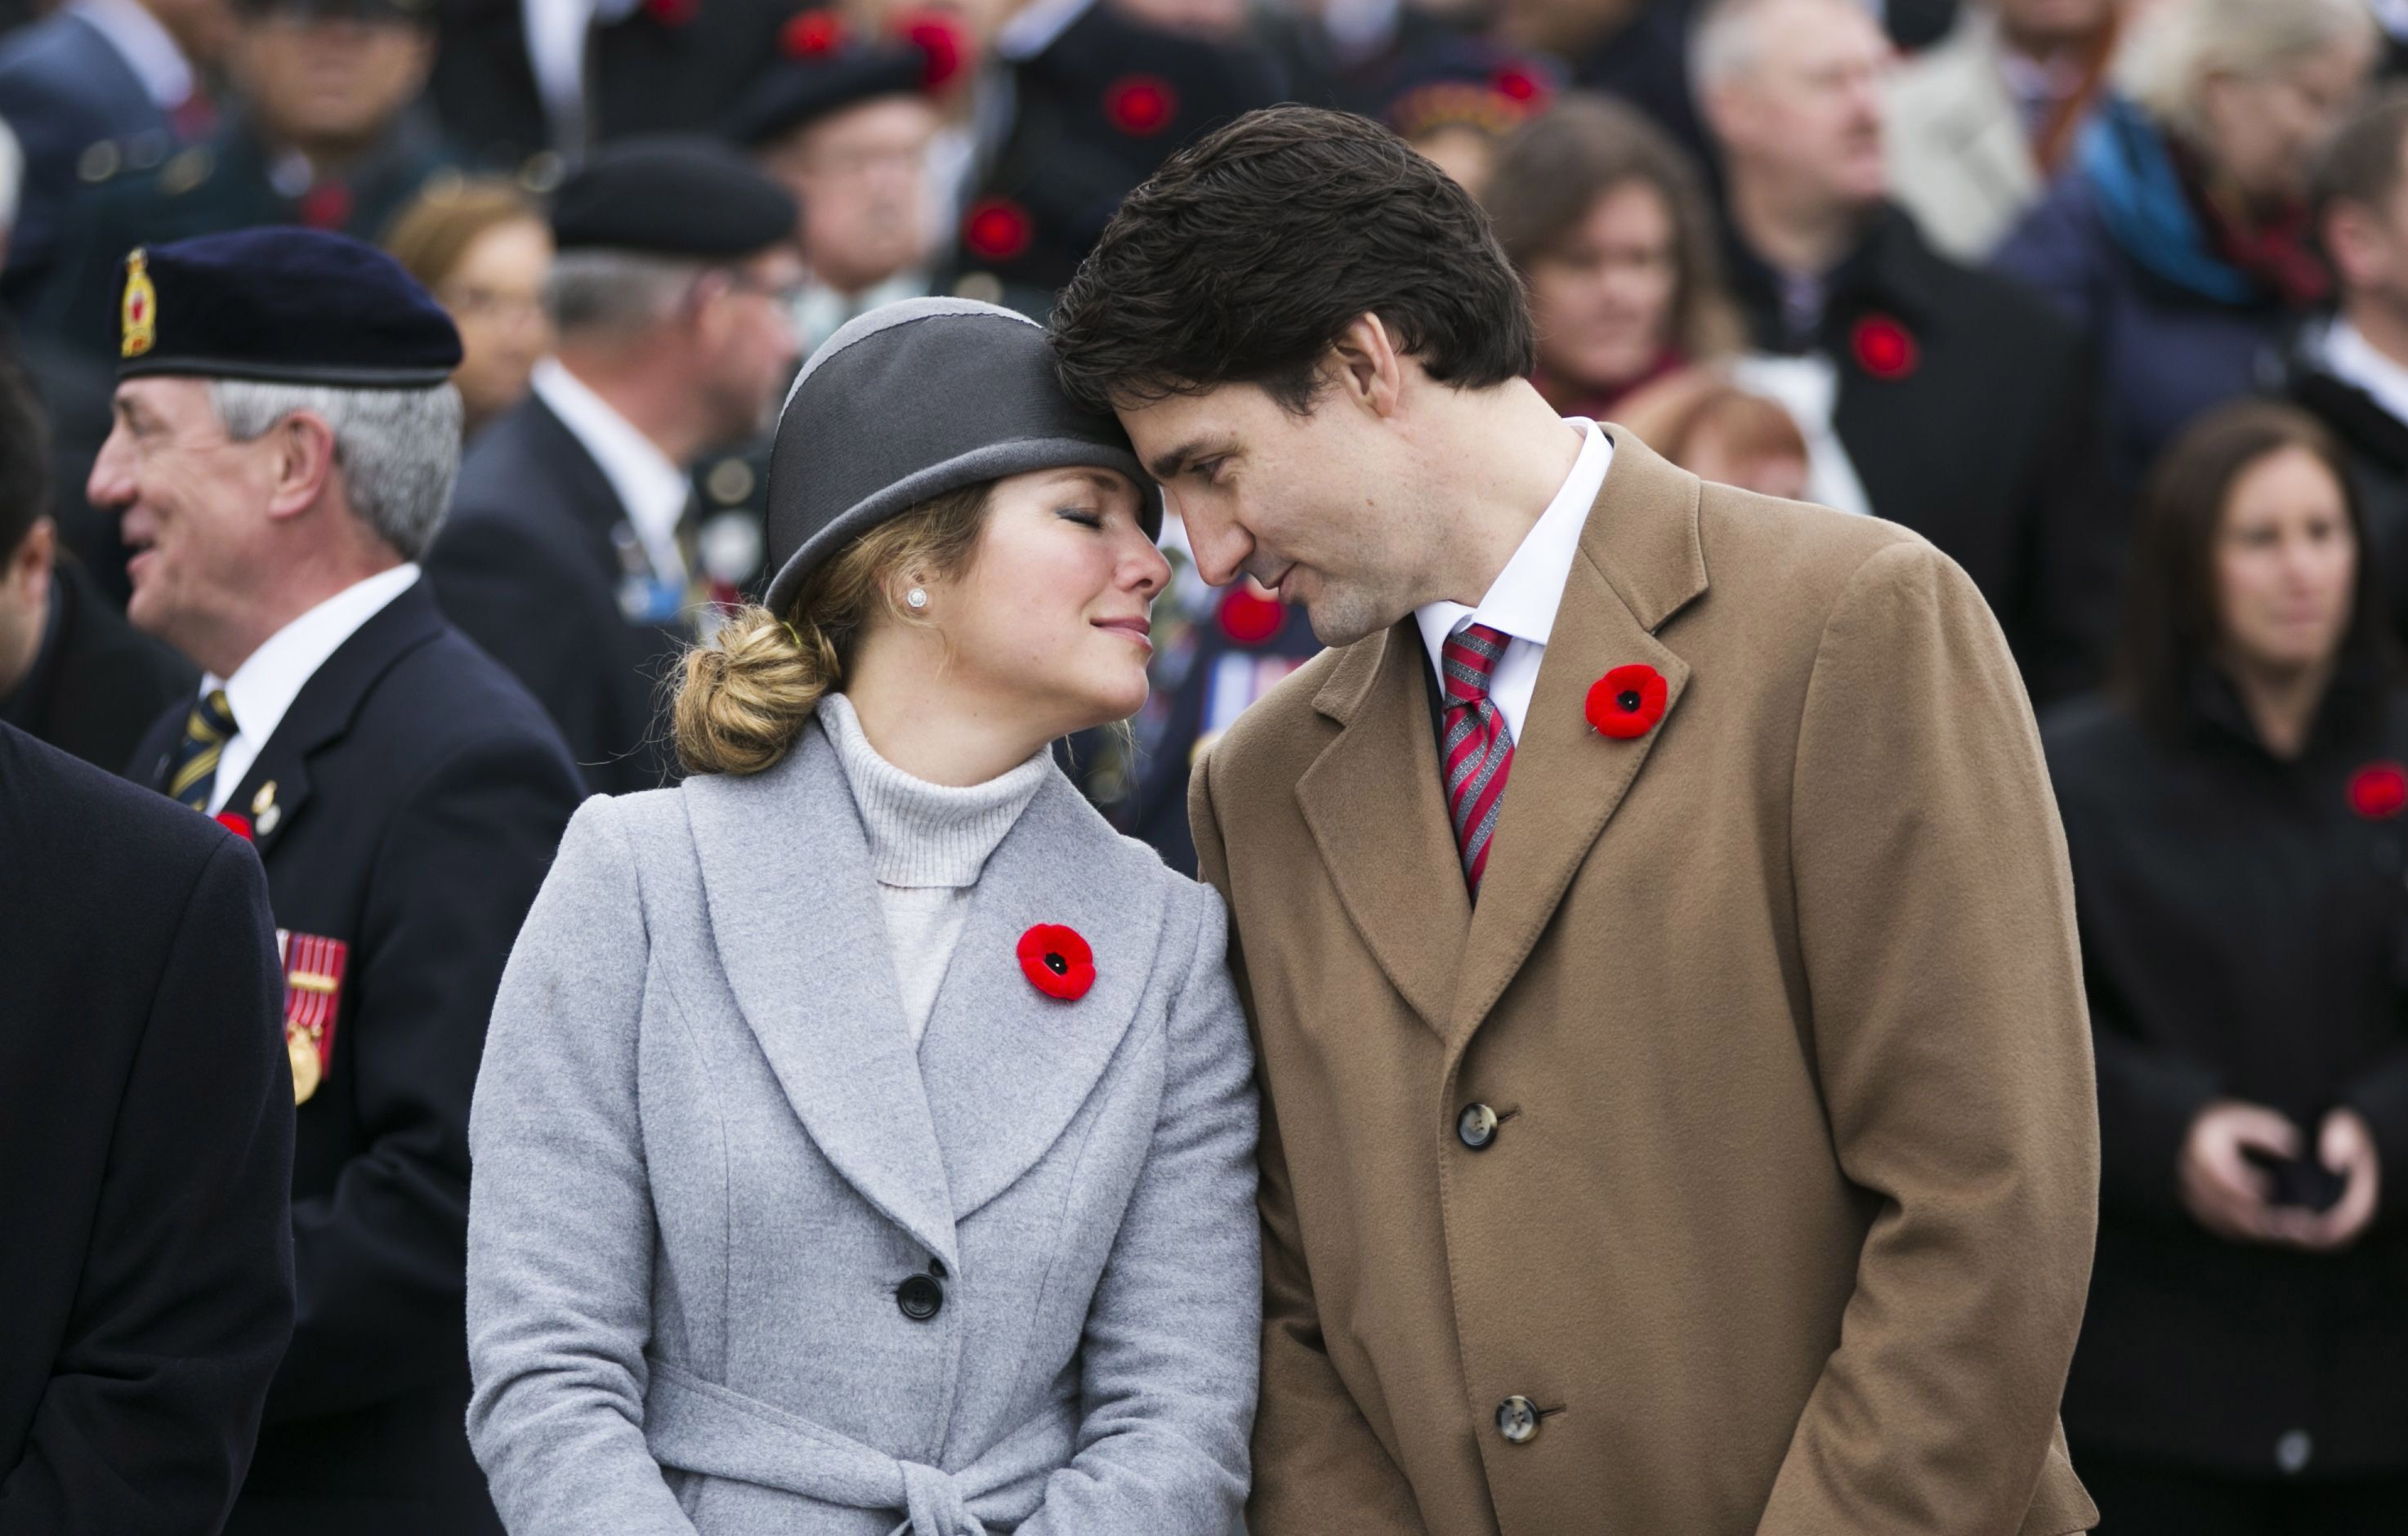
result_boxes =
[532,356,692,551]
[1414,418,1611,672]
[71,0,194,109]
[207,565,421,752]
[2321,319,2408,430]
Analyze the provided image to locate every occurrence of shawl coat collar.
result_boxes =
[1295,427,1707,1058]
[681,717,1170,1275]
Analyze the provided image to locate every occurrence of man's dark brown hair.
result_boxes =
[1051,105,1535,416]
[2314,84,2408,229]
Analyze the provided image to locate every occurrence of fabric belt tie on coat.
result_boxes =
[642,1356,1070,1535]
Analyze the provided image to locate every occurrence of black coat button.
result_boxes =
[1458,1103,1499,1150]
[896,1273,944,1321]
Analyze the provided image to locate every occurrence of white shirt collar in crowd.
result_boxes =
[2321,319,2408,432]
[532,356,691,585]
[1412,417,1611,747]
[72,0,194,111]
[199,564,422,815]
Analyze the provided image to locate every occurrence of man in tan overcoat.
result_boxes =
[1052,105,2102,1535]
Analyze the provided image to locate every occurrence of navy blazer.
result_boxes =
[128,579,582,1536]
[0,10,174,310]
[427,393,681,796]
[0,722,293,1536]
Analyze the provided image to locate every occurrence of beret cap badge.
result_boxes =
[120,249,156,359]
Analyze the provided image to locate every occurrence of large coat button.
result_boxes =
[896,1274,945,1321]
[1458,1103,1499,1150]
[1495,1396,1541,1444]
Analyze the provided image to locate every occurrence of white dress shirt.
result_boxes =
[2321,319,2408,430]
[199,565,421,814]
[71,0,194,109]
[1413,419,1612,746]
[531,356,690,586]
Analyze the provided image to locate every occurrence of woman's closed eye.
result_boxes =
[1057,507,1105,529]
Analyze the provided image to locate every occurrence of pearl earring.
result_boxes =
[905,587,929,610]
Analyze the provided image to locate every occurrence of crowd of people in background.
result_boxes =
[11,0,2408,1528]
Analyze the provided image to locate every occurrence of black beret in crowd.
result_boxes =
[1371,37,1558,142]
[551,136,799,255]
[230,0,436,24]
[112,228,462,386]
[762,297,1160,614]
[724,22,931,149]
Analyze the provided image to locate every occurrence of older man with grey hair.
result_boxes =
[94,226,581,1536]
[427,136,802,795]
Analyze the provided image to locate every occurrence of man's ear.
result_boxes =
[2325,201,2390,296]
[1329,313,1405,419]
[264,411,339,523]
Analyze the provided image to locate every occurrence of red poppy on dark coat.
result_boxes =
[1584,663,1668,739]
[780,8,846,56]
[1217,585,1283,645]
[963,197,1034,261]
[1104,75,1177,136]
[645,0,699,25]
[215,811,254,841]
[1490,65,1548,108]
[1850,313,1919,381]
[1017,923,1095,1001]
[2349,761,2408,819]
[893,9,967,88]
[297,182,353,231]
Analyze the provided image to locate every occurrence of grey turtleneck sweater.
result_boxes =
[817,692,1051,1043]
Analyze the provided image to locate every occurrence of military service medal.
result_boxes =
[276,929,348,1104]
[120,249,157,359]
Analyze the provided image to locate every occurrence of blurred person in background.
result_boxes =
[29,0,453,355]
[1887,0,2122,262]
[1491,0,1710,165]
[1614,366,1812,498]
[383,178,554,441]
[428,139,802,795]
[949,0,1280,313]
[728,14,948,355]
[1486,90,1741,418]
[1995,0,2376,489]
[2044,400,2408,1531]
[2290,87,2408,653]
[0,357,194,771]
[1698,0,2120,702]
[96,228,580,1536]
[427,0,818,182]
[1256,0,1461,114]
[0,0,230,310]
[1369,38,1554,203]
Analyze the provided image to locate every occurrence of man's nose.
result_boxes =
[1182,507,1250,587]
[87,430,135,511]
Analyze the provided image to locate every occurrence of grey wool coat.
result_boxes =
[463,717,1261,1535]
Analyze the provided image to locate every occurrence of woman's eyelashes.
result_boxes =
[1057,507,1105,529]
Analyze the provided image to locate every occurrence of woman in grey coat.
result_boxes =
[463,299,1261,1535]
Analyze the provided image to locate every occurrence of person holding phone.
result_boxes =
[2045,400,2408,1532]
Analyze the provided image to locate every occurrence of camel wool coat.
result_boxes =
[1191,429,2102,1535]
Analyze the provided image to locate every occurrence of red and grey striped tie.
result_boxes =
[1441,623,1515,897]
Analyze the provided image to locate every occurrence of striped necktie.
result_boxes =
[1440,623,1515,897]
[168,689,239,811]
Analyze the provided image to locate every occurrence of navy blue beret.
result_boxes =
[552,137,798,256]
[113,228,462,386]
[725,47,928,150]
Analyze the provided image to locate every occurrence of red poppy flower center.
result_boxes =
[1045,951,1067,975]
[963,198,1032,261]
[2350,762,2408,819]
[1616,690,1641,712]
[1105,75,1177,135]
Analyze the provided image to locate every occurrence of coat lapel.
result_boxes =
[914,770,1164,1226]
[1449,429,1709,1050]
[684,726,961,1272]
[1293,626,1471,1037]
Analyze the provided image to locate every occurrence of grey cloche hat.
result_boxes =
[761,297,1163,615]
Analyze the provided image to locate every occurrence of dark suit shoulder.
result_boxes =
[350,623,579,779]
[0,721,244,891]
